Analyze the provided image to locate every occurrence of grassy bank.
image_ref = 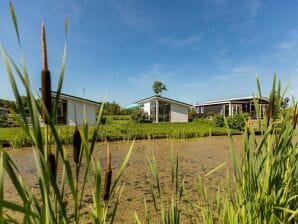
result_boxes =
[0,119,234,148]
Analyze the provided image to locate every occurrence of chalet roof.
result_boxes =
[0,107,9,111]
[195,96,269,107]
[134,95,192,107]
[51,91,101,106]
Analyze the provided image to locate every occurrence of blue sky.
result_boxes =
[0,0,298,106]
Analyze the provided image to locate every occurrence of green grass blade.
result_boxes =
[204,162,227,177]
[0,151,3,221]
[0,200,39,219]
[110,140,134,194]
[9,2,21,46]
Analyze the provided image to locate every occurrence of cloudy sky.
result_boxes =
[0,0,298,106]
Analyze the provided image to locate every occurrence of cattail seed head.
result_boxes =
[103,145,112,201]
[48,153,56,180]
[73,128,81,164]
[42,23,48,71]
[41,70,52,123]
[41,23,51,123]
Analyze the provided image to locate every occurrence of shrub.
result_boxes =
[207,111,215,118]
[0,115,9,127]
[213,113,224,127]
[131,108,150,123]
[227,113,248,131]
[188,110,197,122]
[8,131,27,148]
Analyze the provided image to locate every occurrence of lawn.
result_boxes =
[0,119,233,148]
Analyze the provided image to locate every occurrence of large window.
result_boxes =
[56,100,67,124]
[150,100,156,122]
[158,101,170,122]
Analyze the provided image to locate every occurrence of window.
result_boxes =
[201,106,204,113]
[150,100,156,122]
[232,104,242,116]
[158,101,170,122]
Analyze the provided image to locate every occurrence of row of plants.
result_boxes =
[0,119,230,148]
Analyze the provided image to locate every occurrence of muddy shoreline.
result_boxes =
[3,135,245,223]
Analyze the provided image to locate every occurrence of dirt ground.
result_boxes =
[3,135,244,223]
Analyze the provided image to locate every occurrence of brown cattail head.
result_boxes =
[48,153,56,181]
[103,145,112,201]
[41,23,51,124]
[73,127,82,164]
[42,23,48,71]
[41,70,51,123]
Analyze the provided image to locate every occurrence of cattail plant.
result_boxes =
[73,127,81,164]
[1,3,134,223]
[103,145,112,201]
[41,23,52,124]
[48,152,56,180]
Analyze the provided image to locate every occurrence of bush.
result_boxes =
[8,131,27,148]
[227,113,248,131]
[207,111,215,118]
[214,113,249,130]
[213,113,224,127]
[188,110,197,122]
[131,108,150,123]
[0,115,9,127]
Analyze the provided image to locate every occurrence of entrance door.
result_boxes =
[232,104,242,117]
[259,104,268,118]
[224,105,229,117]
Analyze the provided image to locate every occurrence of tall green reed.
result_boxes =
[198,75,298,223]
[0,2,134,223]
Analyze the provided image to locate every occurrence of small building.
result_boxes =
[0,107,9,116]
[194,96,269,119]
[51,92,100,126]
[134,95,191,123]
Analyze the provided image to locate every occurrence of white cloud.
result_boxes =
[159,34,203,48]
[276,40,297,49]
[130,64,172,84]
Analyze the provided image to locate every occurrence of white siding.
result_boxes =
[170,103,189,122]
[143,102,151,116]
[67,100,98,126]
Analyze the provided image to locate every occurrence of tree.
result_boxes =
[102,101,121,115]
[153,81,167,95]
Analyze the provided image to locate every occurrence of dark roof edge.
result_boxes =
[134,95,192,107]
[51,91,101,106]
[194,96,269,107]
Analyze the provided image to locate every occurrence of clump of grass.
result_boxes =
[205,75,298,223]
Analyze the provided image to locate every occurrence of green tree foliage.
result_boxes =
[103,101,121,115]
[0,98,16,111]
[0,96,29,113]
[153,80,167,95]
